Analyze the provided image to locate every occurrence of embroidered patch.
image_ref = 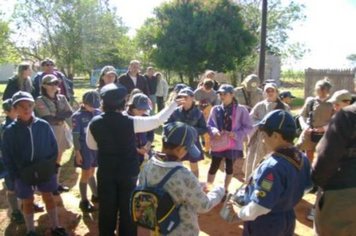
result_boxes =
[254,190,266,198]
[261,180,273,191]
[265,173,274,181]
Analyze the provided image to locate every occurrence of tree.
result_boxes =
[0,12,19,64]
[347,54,356,67]
[136,0,256,85]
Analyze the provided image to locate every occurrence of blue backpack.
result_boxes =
[130,166,182,235]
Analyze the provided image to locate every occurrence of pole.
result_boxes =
[258,0,268,84]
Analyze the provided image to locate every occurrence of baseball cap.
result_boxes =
[279,91,296,99]
[83,90,101,108]
[173,83,188,93]
[256,109,296,134]
[177,87,194,97]
[41,58,55,66]
[2,98,13,112]
[162,122,201,159]
[328,89,352,104]
[12,91,35,106]
[100,83,128,106]
[217,84,234,94]
[128,93,152,110]
[264,83,278,91]
[42,75,59,85]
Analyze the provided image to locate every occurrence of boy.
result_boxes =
[229,110,312,236]
[2,91,67,236]
[72,91,101,212]
[138,121,225,235]
[279,91,296,105]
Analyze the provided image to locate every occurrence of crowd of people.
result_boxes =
[0,58,355,236]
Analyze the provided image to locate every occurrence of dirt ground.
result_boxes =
[0,151,315,236]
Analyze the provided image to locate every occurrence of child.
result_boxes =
[125,93,154,165]
[167,87,208,178]
[72,91,101,212]
[229,110,312,236]
[0,99,24,224]
[279,91,296,106]
[2,91,67,236]
[138,121,225,235]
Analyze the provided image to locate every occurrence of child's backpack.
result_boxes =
[130,166,182,235]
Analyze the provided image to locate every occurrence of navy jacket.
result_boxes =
[117,72,150,95]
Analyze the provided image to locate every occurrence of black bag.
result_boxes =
[310,132,324,143]
[19,157,56,185]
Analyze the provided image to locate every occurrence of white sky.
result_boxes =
[1,0,356,70]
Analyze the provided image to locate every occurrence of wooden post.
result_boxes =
[258,0,268,84]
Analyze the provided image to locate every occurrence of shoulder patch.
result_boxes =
[261,179,273,191]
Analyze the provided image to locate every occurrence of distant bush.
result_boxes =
[281,70,305,82]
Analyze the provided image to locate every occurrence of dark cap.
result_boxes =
[217,84,234,94]
[42,74,59,85]
[173,83,188,93]
[256,110,296,134]
[177,87,194,97]
[2,98,13,112]
[83,90,101,109]
[41,58,55,66]
[163,122,200,159]
[100,83,128,107]
[12,91,35,106]
[128,93,152,110]
[279,91,296,99]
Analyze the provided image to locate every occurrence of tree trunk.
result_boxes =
[179,72,184,83]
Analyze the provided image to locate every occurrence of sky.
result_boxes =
[1,0,356,70]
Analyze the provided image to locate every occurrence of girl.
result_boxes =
[207,84,253,192]
[72,91,101,212]
[3,62,33,100]
[96,65,118,93]
[35,75,73,194]
[166,87,208,178]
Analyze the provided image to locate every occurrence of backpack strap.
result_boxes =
[156,166,183,189]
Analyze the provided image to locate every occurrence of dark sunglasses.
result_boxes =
[44,63,54,66]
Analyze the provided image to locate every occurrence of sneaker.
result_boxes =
[79,200,96,213]
[57,185,69,193]
[26,231,38,236]
[91,195,99,203]
[33,202,45,213]
[307,208,315,221]
[51,227,68,236]
[11,210,25,224]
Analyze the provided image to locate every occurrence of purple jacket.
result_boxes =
[207,104,253,151]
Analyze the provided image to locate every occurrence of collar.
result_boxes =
[16,116,37,127]
[151,155,183,168]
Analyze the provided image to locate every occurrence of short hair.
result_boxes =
[259,127,296,144]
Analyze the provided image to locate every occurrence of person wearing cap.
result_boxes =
[327,89,352,112]
[244,83,289,182]
[35,74,73,194]
[2,91,68,236]
[138,121,225,235]
[71,91,101,212]
[228,110,312,236]
[312,102,356,235]
[297,79,333,162]
[32,58,73,100]
[155,72,169,112]
[0,99,25,224]
[207,84,253,192]
[118,60,150,96]
[279,91,296,106]
[3,62,34,101]
[166,87,208,178]
[166,83,188,104]
[96,65,118,93]
[234,74,263,111]
[124,92,155,166]
[86,83,184,235]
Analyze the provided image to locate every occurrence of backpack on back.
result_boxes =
[130,166,182,235]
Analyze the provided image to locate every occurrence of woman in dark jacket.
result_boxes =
[3,62,33,100]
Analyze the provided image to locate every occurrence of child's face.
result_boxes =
[83,104,95,112]
[5,108,17,120]
[14,101,34,121]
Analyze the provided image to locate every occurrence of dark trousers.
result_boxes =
[208,157,234,175]
[156,96,165,112]
[97,171,137,236]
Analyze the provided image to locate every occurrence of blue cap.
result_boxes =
[279,91,296,99]
[256,110,296,134]
[174,83,188,93]
[2,98,13,112]
[12,91,34,106]
[177,87,194,97]
[100,83,128,107]
[163,122,201,159]
[217,84,234,94]
[128,93,152,110]
[83,90,101,108]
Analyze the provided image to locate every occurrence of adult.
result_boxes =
[96,65,118,93]
[118,60,150,95]
[296,79,334,162]
[3,62,33,100]
[244,83,289,181]
[32,58,73,101]
[312,102,356,235]
[34,75,73,194]
[234,74,263,111]
[327,89,352,112]
[144,67,158,112]
[86,83,183,236]
[155,72,169,112]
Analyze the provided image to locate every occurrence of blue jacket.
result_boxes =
[0,117,14,178]
[2,117,58,179]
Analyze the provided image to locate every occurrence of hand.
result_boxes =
[305,127,313,134]
[213,132,221,139]
[228,132,236,139]
[175,96,186,106]
[313,127,324,133]
[137,147,147,155]
[75,151,83,165]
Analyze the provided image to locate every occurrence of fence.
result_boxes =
[304,68,356,98]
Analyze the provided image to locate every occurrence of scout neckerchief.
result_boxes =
[223,102,234,131]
